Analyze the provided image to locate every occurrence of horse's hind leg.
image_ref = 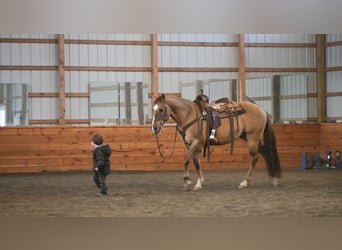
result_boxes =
[239,137,259,189]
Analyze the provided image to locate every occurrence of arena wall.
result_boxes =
[0,123,340,173]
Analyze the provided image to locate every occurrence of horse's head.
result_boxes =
[151,94,170,134]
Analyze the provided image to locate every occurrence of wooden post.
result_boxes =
[6,85,13,124]
[136,82,144,125]
[316,34,326,123]
[272,75,281,123]
[238,34,246,101]
[231,79,238,101]
[58,34,65,126]
[21,84,28,125]
[151,34,158,100]
[125,82,131,124]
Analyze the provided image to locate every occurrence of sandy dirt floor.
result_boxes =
[0,168,341,217]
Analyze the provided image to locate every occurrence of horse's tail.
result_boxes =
[258,117,282,178]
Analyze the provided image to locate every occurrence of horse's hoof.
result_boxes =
[184,179,192,188]
[272,178,280,187]
[193,185,202,191]
[238,180,249,189]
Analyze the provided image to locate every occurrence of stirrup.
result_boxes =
[209,129,216,139]
[209,130,217,143]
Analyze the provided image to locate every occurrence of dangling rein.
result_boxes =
[155,126,178,159]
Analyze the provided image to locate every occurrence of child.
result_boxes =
[91,133,112,196]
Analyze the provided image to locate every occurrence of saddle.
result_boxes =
[207,99,245,118]
[194,96,246,157]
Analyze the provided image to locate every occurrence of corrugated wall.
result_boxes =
[1,34,342,124]
[64,34,152,123]
[158,34,239,93]
[246,77,273,114]
[245,34,317,121]
[0,34,59,122]
[326,34,342,119]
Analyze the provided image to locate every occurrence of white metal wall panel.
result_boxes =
[327,72,342,92]
[280,75,308,120]
[157,33,239,94]
[280,75,307,95]
[65,44,150,67]
[246,77,272,114]
[245,47,315,68]
[65,71,152,120]
[326,34,342,42]
[308,97,317,118]
[245,34,315,43]
[158,72,239,94]
[158,46,238,67]
[181,81,198,100]
[257,100,272,115]
[207,80,232,101]
[9,43,56,66]
[0,34,56,39]
[326,34,342,118]
[158,34,238,95]
[66,98,89,120]
[0,70,59,122]
[65,42,151,124]
[245,34,316,68]
[246,77,272,97]
[326,45,342,67]
[30,97,58,120]
[29,71,58,92]
[158,34,238,42]
[88,82,148,125]
[65,34,151,41]
[280,99,307,119]
[0,70,11,83]
[327,97,342,118]
[2,33,342,123]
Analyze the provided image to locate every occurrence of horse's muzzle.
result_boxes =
[152,125,160,134]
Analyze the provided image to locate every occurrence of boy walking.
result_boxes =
[91,133,112,196]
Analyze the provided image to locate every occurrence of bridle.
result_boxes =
[153,102,177,159]
[154,126,178,159]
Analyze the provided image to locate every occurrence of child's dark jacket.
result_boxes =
[93,145,112,175]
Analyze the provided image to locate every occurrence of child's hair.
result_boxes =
[92,133,104,145]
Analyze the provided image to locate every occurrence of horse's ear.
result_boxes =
[161,93,166,101]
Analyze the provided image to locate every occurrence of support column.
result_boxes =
[136,82,144,125]
[238,34,246,101]
[125,82,131,124]
[58,34,65,126]
[272,75,281,123]
[151,34,158,100]
[316,34,326,123]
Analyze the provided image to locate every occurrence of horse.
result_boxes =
[151,94,281,190]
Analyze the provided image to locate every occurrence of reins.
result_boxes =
[155,125,178,159]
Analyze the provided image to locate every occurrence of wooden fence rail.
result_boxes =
[0,124,341,173]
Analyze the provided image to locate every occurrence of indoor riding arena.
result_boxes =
[0,34,341,217]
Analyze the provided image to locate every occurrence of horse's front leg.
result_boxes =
[183,141,203,191]
[193,154,204,190]
[183,156,192,189]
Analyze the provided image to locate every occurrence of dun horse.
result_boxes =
[151,94,281,190]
